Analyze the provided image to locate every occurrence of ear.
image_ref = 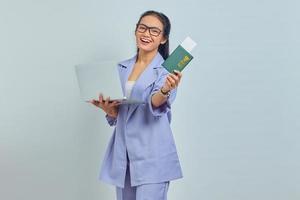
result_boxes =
[160,37,167,45]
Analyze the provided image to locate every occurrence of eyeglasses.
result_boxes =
[136,23,162,37]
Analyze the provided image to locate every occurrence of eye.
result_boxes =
[151,29,160,34]
[149,28,161,36]
[137,25,147,31]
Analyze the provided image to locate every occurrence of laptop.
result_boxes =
[74,61,144,104]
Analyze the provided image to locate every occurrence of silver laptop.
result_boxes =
[74,61,144,104]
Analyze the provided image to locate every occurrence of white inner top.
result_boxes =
[125,80,136,99]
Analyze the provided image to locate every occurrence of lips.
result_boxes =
[140,37,151,44]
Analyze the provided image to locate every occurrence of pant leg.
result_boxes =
[136,181,170,200]
[116,152,136,200]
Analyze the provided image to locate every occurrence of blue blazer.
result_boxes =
[98,52,183,188]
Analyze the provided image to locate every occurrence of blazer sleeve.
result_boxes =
[147,68,177,117]
[105,114,117,126]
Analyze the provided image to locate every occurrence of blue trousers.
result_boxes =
[116,152,170,200]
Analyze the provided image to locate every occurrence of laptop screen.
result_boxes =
[74,61,123,101]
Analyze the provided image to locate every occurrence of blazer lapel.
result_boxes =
[129,53,163,101]
[117,55,137,97]
[125,52,164,119]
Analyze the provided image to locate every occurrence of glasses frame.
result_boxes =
[135,23,162,37]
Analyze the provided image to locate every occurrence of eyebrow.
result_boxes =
[139,23,162,30]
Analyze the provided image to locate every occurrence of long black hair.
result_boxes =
[135,10,171,60]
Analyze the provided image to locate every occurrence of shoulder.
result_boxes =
[118,54,137,68]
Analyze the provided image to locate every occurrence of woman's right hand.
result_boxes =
[88,93,120,118]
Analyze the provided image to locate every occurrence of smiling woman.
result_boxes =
[135,11,170,60]
[89,10,183,200]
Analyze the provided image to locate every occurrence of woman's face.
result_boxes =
[135,15,167,53]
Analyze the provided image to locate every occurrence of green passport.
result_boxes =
[162,36,196,73]
[162,45,193,73]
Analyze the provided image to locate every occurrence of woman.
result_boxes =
[89,10,183,200]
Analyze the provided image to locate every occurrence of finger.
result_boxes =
[99,93,104,102]
[171,73,181,86]
[167,75,174,83]
[107,100,118,108]
[107,100,117,108]
[104,97,110,107]
[111,101,120,107]
[169,72,178,80]
[166,78,172,88]
[89,99,96,104]
[169,73,179,83]
[167,77,174,88]
[177,74,182,82]
[97,96,105,107]
[90,100,100,107]
[167,76,176,87]
[174,70,181,75]
[94,99,101,105]
[174,70,183,80]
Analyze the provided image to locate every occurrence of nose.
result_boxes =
[143,28,151,37]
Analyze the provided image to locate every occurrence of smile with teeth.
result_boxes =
[140,37,151,43]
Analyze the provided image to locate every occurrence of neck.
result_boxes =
[136,49,158,65]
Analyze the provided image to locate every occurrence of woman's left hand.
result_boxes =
[161,70,183,92]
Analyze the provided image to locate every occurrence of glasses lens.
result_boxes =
[137,24,147,33]
[150,28,161,36]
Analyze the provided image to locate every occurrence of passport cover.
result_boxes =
[162,45,194,73]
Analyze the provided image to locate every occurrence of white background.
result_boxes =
[0,0,299,199]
